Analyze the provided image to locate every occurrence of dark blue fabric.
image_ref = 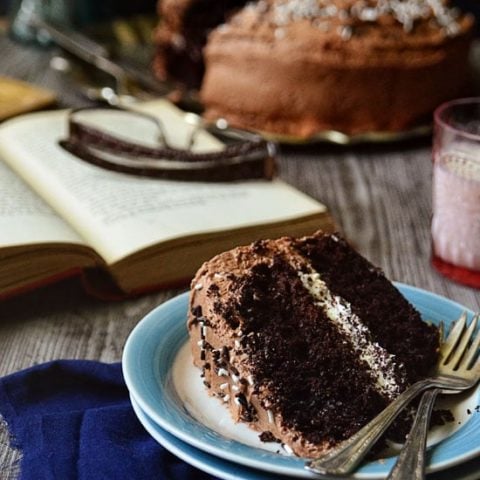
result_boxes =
[0,360,218,480]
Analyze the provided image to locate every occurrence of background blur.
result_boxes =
[0,1,479,27]
[0,0,157,19]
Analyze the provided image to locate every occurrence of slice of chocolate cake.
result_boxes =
[188,231,439,457]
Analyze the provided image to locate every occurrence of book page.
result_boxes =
[0,103,325,264]
[0,161,85,248]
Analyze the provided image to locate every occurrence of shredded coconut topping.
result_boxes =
[266,0,464,37]
[267,409,274,424]
[298,271,403,399]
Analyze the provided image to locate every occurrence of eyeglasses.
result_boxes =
[59,106,277,182]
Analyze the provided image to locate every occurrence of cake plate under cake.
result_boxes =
[224,121,432,146]
[182,109,432,146]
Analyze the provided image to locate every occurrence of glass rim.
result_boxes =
[434,97,480,141]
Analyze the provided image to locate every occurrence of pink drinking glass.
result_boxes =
[432,98,480,288]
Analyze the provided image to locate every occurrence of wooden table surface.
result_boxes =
[0,32,479,479]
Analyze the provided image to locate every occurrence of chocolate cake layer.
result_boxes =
[200,0,474,136]
[295,234,439,382]
[188,231,439,457]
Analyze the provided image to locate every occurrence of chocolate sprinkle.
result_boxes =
[259,431,277,443]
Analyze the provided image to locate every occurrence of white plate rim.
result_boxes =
[131,394,290,480]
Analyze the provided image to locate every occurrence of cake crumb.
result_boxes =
[259,431,277,443]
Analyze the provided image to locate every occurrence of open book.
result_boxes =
[0,100,335,300]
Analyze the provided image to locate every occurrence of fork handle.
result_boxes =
[387,388,440,480]
[306,378,442,475]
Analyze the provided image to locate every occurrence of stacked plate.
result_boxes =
[123,285,480,480]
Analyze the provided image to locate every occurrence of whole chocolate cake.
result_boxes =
[155,0,474,137]
[201,0,474,136]
[188,231,439,457]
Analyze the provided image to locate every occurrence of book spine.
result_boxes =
[0,268,83,301]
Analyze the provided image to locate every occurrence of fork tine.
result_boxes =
[458,314,480,370]
[441,312,467,363]
[468,346,480,379]
[449,314,478,369]
[438,321,445,341]
[472,350,480,374]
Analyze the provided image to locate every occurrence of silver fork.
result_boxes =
[306,312,480,476]
[387,313,479,480]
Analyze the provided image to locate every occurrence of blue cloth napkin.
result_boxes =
[0,360,218,480]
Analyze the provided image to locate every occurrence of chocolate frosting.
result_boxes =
[200,0,474,136]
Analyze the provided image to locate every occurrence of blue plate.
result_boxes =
[130,395,480,480]
[123,283,480,479]
[131,395,281,480]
